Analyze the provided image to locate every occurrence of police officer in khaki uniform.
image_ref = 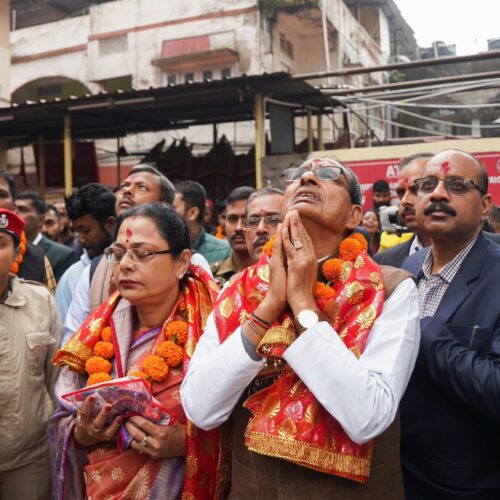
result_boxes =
[0,209,61,500]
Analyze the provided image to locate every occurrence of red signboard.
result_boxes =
[345,152,500,210]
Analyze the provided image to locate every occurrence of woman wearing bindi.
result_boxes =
[50,203,221,499]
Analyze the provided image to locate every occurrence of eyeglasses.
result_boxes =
[104,246,172,264]
[414,177,486,195]
[244,214,282,229]
[283,165,346,183]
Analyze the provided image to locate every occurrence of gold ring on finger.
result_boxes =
[138,434,149,454]
[91,423,103,433]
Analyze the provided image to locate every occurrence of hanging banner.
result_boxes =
[345,152,500,209]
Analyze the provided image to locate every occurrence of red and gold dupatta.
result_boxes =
[214,251,385,483]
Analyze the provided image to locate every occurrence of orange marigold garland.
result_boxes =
[87,373,112,385]
[84,300,189,387]
[157,341,183,367]
[262,235,276,256]
[143,355,169,382]
[215,225,225,240]
[338,237,364,262]
[164,320,188,345]
[314,282,337,300]
[101,326,113,342]
[322,258,343,282]
[94,341,114,359]
[10,231,27,275]
[85,356,112,375]
[348,232,368,251]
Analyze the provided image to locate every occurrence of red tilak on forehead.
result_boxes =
[440,161,451,174]
[126,228,132,242]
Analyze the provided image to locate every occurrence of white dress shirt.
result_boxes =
[181,278,420,445]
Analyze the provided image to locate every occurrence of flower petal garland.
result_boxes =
[84,299,190,386]
[143,355,169,382]
[322,258,343,282]
[10,231,27,275]
[156,341,183,367]
[164,320,188,346]
[94,341,114,359]
[101,326,113,342]
[338,238,364,262]
[262,235,276,256]
[314,282,337,300]
[88,373,112,385]
[348,232,369,251]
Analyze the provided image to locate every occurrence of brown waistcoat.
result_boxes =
[227,266,412,500]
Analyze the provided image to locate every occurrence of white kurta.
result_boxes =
[181,277,420,445]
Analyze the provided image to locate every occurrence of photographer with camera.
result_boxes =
[374,155,432,265]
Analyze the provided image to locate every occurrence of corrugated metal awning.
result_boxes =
[0,72,339,146]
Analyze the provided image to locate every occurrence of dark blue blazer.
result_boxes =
[400,233,500,499]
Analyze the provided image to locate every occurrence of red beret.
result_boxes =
[0,209,25,241]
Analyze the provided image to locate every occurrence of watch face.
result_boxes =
[298,309,319,329]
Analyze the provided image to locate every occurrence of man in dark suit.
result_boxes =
[375,153,500,268]
[15,192,78,282]
[400,149,500,500]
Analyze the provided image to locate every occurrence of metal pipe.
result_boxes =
[320,0,331,85]
[320,70,500,96]
[317,114,323,150]
[293,49,500,81]
[307,110,313,153]
[342,108,352,149]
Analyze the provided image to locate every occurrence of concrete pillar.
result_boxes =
[0,0,10,169]
[317,114,324,150]
[63,115,73,195]
[307,110,313,153]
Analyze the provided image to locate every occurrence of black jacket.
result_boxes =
[38,234,78,282]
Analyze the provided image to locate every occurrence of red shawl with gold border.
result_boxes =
[213,251,385,483]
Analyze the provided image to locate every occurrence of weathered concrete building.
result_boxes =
[5,0,415,186]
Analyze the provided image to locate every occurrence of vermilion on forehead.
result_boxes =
[398,177,410,188]
[440,161,452,175]
[306,158,341,168]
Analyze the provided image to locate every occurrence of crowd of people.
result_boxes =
[0,148,499,500]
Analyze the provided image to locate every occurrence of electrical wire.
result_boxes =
[384,106,500,129]
[350,108,465,139]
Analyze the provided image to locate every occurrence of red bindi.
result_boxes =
[126,228,132,242]
[440,161,451,175]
